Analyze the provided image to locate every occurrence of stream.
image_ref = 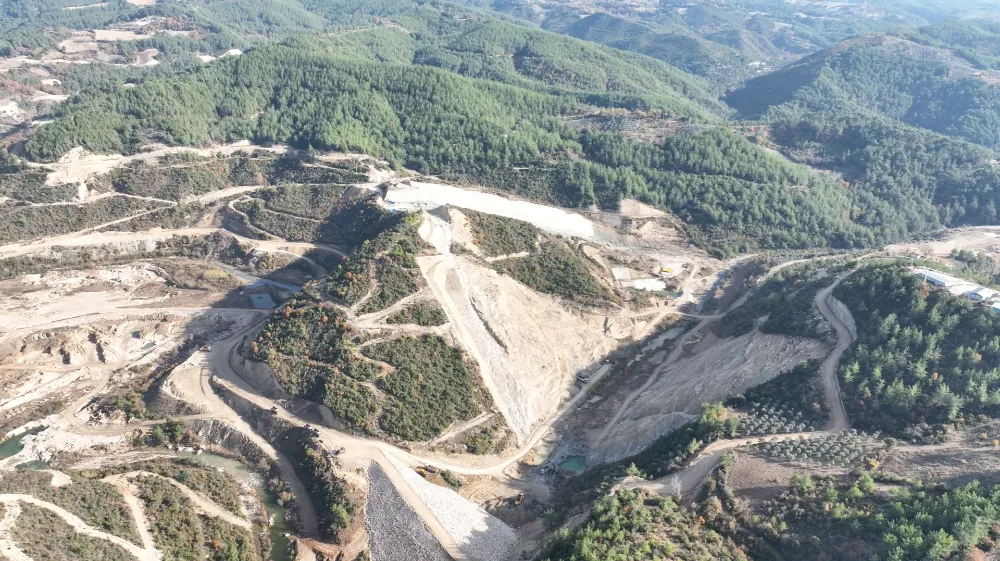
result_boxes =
[177,451,292,561]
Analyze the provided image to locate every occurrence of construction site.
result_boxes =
[1,141,1000,561]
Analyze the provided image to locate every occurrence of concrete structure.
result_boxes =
[612,267,667,291]
[912,268,962,287]
[248,294,276,309]
[912,267,999,305]
[949,283,982,297]
[611,267,632,282]
[622,278,668,291]
[966,287,996,302]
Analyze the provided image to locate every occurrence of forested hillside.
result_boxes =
[835,265,1000,441]
[10,1,1000,256]
[727,27,1000,149]
[554,13,751,87]
[18,26,875,254]
[481,0,998,85]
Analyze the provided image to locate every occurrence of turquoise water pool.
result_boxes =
[0,427,44,461]
[559,455,587,473]
[178,451,292,561]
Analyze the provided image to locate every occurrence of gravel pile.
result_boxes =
[387,454,518,561]
[365,463,450,561]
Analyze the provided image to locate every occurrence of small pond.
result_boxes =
[559,455,587,473]
[0,427,44,461]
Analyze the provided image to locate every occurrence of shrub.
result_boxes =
[12,505,133,561]
[385,301,448,326]
[541,488,747,561]
[363,335,487,441]
[493,239,613,304]
[276,429,355,542]
[0,471,140,543]
[460,208,539,257]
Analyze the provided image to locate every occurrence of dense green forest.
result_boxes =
[541,487,748,561]
[835,265,1000,441]
[727,27,1000,150]
[719,21,1000,240]
[14,3,1000,252]
[554,12,755,87]
[0,1,877,254]
[484,0,994,87]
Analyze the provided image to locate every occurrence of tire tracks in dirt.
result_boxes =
[628,271,858,497]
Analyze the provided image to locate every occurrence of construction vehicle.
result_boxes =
[514,493,525,506]
[270,406,279,415]
[200,346,212,352]
[334,446,346,455]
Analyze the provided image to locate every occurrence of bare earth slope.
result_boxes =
[594,328,827,463]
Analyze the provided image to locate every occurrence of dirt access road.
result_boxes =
[630,271,857,498]
[4,208,848,558]
[592,259,802,446]
[0,494,155,561]
[0,225,348,261]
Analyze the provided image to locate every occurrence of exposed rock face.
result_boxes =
[232,351,287,399]
[592,329,828,463]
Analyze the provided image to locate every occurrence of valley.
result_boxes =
[4,1,1000,561]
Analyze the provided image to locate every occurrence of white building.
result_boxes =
[912,268,962,288]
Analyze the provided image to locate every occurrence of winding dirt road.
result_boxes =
[0,502,32,561]
[102,475,159,557]
[629,271,858,497]
[0,204,861,560]
[814,278,852,432]
[0,494,154,561]
[0,225,348,261]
